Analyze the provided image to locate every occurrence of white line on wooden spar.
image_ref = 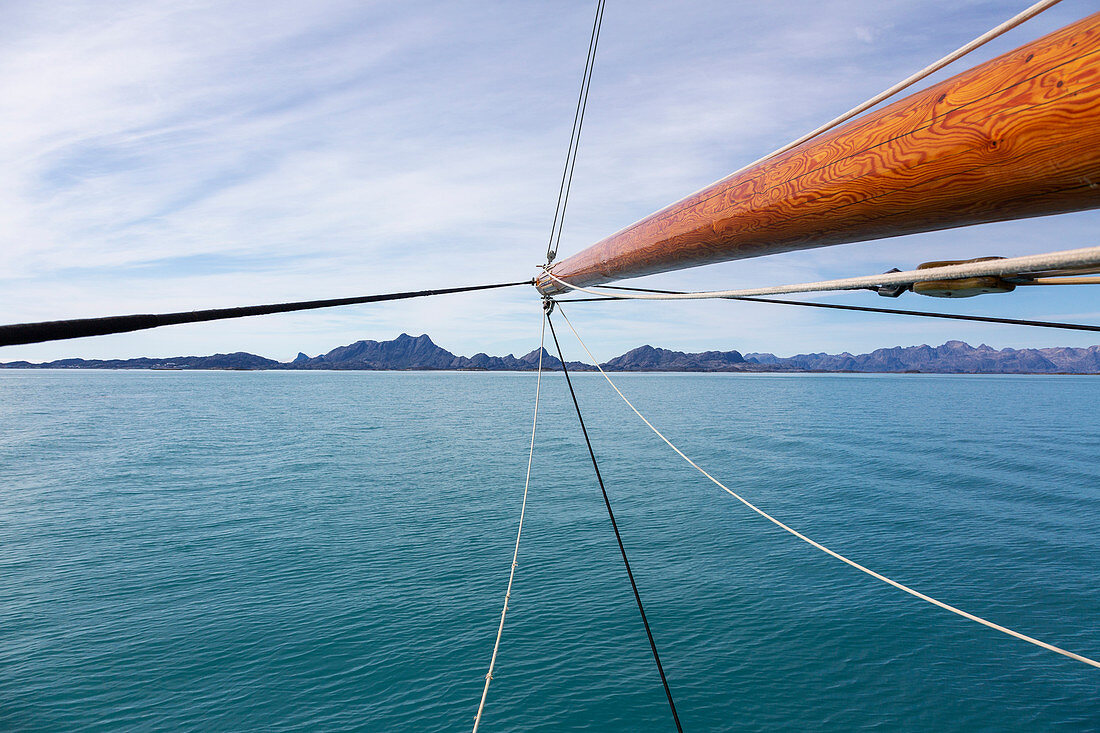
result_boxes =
[543,245,1100,299]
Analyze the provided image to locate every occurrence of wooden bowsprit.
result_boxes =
[537,12,1100,294]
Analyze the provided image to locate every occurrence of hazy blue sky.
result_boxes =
[2,0,1097,363]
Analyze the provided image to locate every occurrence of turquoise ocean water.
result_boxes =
[0,369,1097,731]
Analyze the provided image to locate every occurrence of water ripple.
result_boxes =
[0,371,1096,731]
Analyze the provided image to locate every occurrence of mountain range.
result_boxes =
[3,333,1100,374]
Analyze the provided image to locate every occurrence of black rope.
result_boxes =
[546,0,606,264]
[558,284,1100,333]
[546,312,683,732]
[0,280,532,348]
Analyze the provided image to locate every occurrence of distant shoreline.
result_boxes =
[4,333,1099,375]
[3,367,1098,377]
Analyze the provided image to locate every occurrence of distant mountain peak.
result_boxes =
[605,344,744,371]
[2,337,1098,374]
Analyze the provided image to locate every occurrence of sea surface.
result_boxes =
[0,370,1097,731]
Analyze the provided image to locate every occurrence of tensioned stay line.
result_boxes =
[727,0,1064,172]
[554,303,1100,670]
[624,0,1063,218]
[557,284,1100,333]
[546,0,606,264]
[544,245,1100,299]
[0,280,532,348]
[472,312,547,733]
[546,313,684,731]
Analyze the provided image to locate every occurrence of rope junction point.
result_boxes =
[553,303,1100,671]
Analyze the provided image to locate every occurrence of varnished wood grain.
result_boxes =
[537,12,1100,294]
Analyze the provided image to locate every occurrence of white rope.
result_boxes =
[554,306,1100,670]
[546,246,1100,300]
[472,313,547,731]
[664,0,1063,206]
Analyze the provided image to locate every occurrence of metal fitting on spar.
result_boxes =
[535,262,562,297]
[876,258,1016,298]
[535,267,566,296]
[876,256,1100,299]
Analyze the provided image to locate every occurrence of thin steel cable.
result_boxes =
[618,0,1064,217]
[550,0,605,263]
[546,4,601,260]
[0,280,532,348]
[472,312,547,732]
[554,304,1100,670]
[543,246,1100,299]
[557,284,1100,334]
[546,313,684,731]
[546,0,606,264]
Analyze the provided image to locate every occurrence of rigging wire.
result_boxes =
[546,312,684,731]
[553,303,1100,671]
[0,280,532,348]
[472,312,547,733]
[542,245,1100,300]
[655,0,1064,207]
[545,0,607,265]
[556,285,1100,334]
[476,4,606,722]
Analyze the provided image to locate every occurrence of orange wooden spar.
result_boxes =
[536,12,1100,295]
